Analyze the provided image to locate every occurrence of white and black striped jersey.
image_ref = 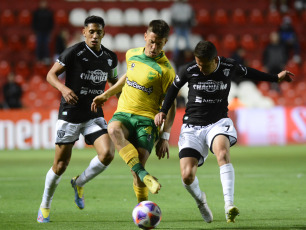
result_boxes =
[161,56,278,126]
[57,41,118,123]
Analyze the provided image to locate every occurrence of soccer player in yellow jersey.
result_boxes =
[91,20,176,202]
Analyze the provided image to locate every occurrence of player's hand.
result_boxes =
[91,94,109,112]
[155,139,170,160]
[278,70,294,83]
[154,112,167,127]
[62,87,78,105]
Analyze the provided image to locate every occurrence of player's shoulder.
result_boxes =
[126,47,143,57]
[219,56,237,68]
[184,60,198,73]
[102,45,118,60]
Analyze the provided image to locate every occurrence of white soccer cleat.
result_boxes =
[225,204,239,223]
[197,192,213,223]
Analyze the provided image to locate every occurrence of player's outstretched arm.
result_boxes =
[277,70,294,83]
[91,73,126,112]
[47,62,78,105]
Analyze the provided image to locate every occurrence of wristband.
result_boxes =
[161,132,170,140]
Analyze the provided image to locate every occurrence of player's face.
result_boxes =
[144,32,167,58]
[83,23,105,51]
[195,56,218,75]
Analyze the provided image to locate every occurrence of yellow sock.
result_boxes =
[119,143,139,168]
[133,183,149,203]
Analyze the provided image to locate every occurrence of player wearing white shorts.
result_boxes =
[37,16,118,223]
[155,41,294,223]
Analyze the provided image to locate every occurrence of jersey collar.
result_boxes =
[85,43,103,57]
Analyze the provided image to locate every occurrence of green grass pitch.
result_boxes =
[0,145,305,230]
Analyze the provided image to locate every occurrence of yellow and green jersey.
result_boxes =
[115,47,175,120]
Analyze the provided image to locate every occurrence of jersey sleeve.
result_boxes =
[57,45,76,67]
[173,66,188,89]
[110,53,119,80]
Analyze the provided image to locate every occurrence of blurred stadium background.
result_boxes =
[0,0,305,149]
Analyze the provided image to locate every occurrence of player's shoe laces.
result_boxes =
[225,204,239,223]
[37,207,50,223]
[143,175,161,194]
[71,176,85,209]
[197,192,213,223]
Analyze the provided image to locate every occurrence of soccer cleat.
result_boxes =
[37,207,50,223]
[143,175,161,194]
[71,176,85,209]
[225,205,239,223]
[197,192,213,223]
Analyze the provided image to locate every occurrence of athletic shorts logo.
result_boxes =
[57,130,65,138]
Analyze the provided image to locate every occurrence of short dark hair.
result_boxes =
[147,20,170,38]
[194,41,218,61]
[84,15,105,28]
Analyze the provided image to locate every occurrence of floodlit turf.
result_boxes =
[0,145,305,230]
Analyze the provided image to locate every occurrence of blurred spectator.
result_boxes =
[278,16,301,63]
[2,73,22,109]
[173,48,194,71]
[32,0,54,64]
[54,29,69,61]
[294,0,306,11]
[228,96,245,111]
[270,0,289,12]
[230,47,248,84]
[263,31,288,75]
[170,0,195,59]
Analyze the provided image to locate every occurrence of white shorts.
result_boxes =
[55,117,108,145]
[178,118,237,166]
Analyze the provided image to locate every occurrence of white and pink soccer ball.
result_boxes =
[132,201,162,229]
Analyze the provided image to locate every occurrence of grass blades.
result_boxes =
[0,145,305,229]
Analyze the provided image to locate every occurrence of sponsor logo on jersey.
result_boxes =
[195,96,223,103]
[192,74,199,76]
[82,58,88,61]
[223,69,230,77]
[107,59,112,66]
[80,70,108,85]
[147,71,156,80]
[175,74,180,82]
[126,77,153,95]
[193,80,227,92]
[77,48,86,56]
[130,63,135,70]
[80,87,104,95]
[164,61,172,69]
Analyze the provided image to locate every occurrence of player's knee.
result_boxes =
[181,171,195,185]
[53,160,69,175]
[98,149,114,165]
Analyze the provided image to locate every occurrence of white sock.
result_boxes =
[220,163,235,206]
[182,176,203,205]
[76,156,108,187]
[40,168,62,209]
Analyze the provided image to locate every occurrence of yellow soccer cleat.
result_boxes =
[71,176,85,209]
[143,175,161,194]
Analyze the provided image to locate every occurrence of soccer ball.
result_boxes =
[132,201,162,229]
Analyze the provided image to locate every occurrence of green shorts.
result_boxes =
[109,112,158,153]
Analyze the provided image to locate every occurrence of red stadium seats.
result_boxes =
[17,9,32,26]
[240,34,256,51]
[249,59,263,71]
[213,9,229,25]
[222,34,237,53]
[54,9,69,26]
[0,60,11,78]
[249,9,264,25]
[285,60,300,76]
[197,9,211,25]
[25,34,36,52]
[8,35,23,52]
[0,9,15,26]
[206,34,220,51]
[14,61,31,80]
[267,10,281,26]
[232,8,246,25]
